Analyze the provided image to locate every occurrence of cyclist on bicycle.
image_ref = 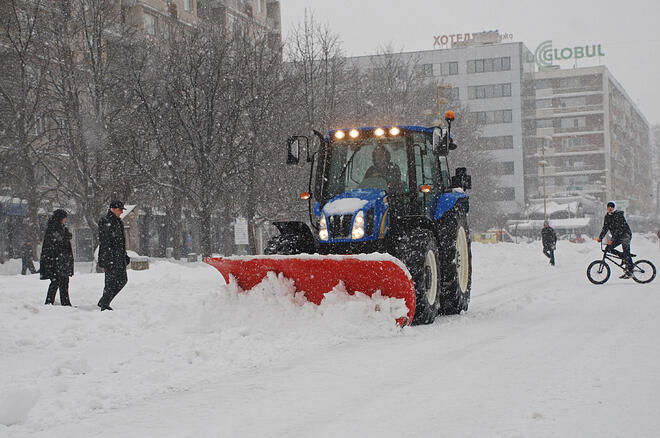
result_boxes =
[597,201,633,278]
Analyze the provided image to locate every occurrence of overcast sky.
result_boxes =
[280,0,660,127]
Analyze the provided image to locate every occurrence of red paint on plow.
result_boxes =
[205,256,416,326]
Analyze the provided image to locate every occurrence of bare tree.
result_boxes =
[0,0,57,249]
[44,0,134,249]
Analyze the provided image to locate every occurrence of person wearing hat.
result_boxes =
[541,221,557,266]
[40,209,74,305]
[97,201,130,310]
[597,201,633,278]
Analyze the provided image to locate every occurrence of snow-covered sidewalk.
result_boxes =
[1,237,659,437]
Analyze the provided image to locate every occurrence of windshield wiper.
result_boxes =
[337,147,359,184]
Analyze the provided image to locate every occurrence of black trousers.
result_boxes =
[99,268,128,308]
[45,276,71,305]
[606,234,633,271]
[543,246,555,265]
[22,259,37,275]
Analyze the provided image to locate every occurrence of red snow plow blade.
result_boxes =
[205,254,416,325]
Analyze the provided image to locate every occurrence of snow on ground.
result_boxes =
[1,236,659,437]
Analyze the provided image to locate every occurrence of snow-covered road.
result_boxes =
[1,237,659,437]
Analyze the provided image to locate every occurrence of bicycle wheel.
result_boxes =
[587,260,610,284]
[631,260,656,284]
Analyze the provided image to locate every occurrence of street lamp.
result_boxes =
[538,136,552,222]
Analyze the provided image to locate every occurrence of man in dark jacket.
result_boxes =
[362,145,403,192]
[21,240,37,275]
[97,201,130,311]
[597,201,633,278]
[40,209,74,306]
[541,221,557,266]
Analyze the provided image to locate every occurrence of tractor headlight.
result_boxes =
[319,214,329,241]
[351,210,365,240]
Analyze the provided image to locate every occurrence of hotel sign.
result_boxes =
[535,40,605,67]
[433,30,513,48]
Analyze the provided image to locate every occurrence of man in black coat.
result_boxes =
[40,209,74,306]
[97,201,130,311]
[597,201,633,278]
[541,221,557,266]
[21,240,37,275]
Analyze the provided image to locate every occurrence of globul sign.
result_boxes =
[535,40,605,68]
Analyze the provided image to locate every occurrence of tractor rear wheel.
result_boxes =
[440,213,472,315]
[396,230,441,324]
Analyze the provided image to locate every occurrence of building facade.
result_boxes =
[347,38,537,215]
[121,0,281,43]
[345,37,654,218]
[530,66,653,216]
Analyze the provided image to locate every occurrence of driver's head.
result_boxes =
[372,145,390,169]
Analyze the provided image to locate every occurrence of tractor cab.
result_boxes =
[286,115,471,252]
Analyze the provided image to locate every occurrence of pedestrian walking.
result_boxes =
[21,240,37,275]
[97,201,130,311]
[541,221,557,266]
[40,209,74,306]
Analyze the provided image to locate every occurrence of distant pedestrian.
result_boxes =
[21,240,37,275]
[40,209,74,306]
[541,221,557,266]
[97,201,130,311]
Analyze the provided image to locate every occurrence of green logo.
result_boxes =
[535,40,605,68]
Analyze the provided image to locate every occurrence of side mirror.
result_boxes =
[287,136,309,165]
[432,128,448,156]
[451,167,472,190]
[287,137,300,164]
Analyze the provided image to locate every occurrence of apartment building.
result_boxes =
[347,36,537,215]
[530,66,653,216]
[121,0,281,43]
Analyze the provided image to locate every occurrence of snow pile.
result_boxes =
[1,236,659,437]
[0,386,39,426]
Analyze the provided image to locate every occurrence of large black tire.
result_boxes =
[631,260,656,284]
[395,230,441,325]
[440,212,472,315]
[586,260,610,284]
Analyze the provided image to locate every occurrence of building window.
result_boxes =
[560,117,586,129]
[143,13,155,35]
[483,135,514,150]
[468,83,512,99]
[184,0,193,12]
[537,119,553,129]
[448,62,458,75]
[492,161,515,175]
[467,57,512,74]
[418,63,433,77]
[496,187,516,201]
[472,109,513,125]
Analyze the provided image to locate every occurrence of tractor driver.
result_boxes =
[362,145,403,192]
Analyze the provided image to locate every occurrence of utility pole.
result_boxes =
[539,136,552,222]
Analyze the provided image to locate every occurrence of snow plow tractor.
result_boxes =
[206,111,472,325]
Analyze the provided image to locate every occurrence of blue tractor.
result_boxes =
[260,112,472,324]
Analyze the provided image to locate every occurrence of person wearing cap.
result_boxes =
[97,201,130,310]
[541,221,557,266]
[40,209,74,306]
[597,201,633,278]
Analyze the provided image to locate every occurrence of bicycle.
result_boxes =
[587,242,656,284]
